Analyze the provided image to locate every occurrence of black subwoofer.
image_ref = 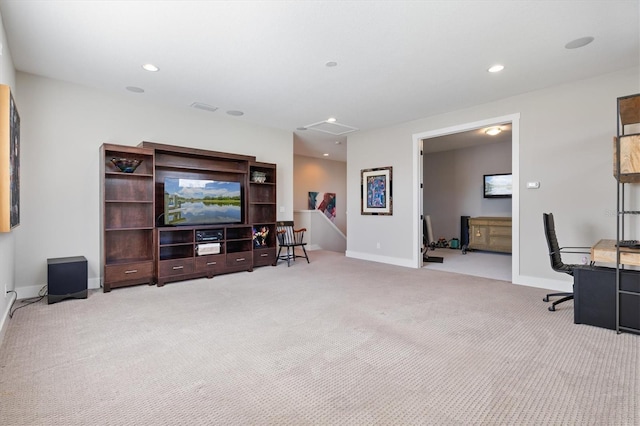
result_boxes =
[460,215,470,247]
[47,256,88,304]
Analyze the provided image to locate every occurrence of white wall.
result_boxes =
[14,72,294,297]
[0,13,16,343]
[424,140,511,240]
[348,67,640,291]
[293,155,346,235]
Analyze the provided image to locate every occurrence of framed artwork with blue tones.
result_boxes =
[361,166,392,215]
[0,84,20,232]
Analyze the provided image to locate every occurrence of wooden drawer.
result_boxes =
[227,251,253,268]
[253,248,276,266]
[195,254,225,274]
[469,217,512,227]
[105,261,153,284]
[489,226,511,236]
[159,258,194,277]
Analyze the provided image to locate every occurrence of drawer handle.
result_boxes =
[206,261,217,265]
[124,269,138,274]
[236,258,245,262]
[172,265,184,270]
[260,253,268,257]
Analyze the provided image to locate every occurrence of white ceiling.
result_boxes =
[0,1,637,162]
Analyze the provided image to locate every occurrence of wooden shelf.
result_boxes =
[102,142,277,290]
[101,144,155,292]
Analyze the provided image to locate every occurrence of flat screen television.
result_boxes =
[484,173,512,198]
[164,177,242,226]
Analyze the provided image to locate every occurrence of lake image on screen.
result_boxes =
[165,178,241,225]
[485,175,512,196]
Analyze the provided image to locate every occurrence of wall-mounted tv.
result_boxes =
[164,177,242,226]
[484,173,512,198]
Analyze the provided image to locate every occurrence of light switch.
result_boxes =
[527,181,540,189]
[279,206,285,213]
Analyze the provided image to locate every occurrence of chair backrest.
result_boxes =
[276,221,305,245]
[543,212,573,276]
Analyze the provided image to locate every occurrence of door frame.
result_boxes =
[412,113,520,281]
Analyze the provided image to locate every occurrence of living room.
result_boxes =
[0,2,638,424]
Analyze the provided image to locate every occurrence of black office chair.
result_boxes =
[542,212,591,311]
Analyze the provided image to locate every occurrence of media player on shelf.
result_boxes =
[196,229,224,242]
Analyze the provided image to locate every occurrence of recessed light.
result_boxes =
[485,127,502,136]
[125,86,145,93]
[296,127,307,131]
[327,117,337,123]
[325,61,338,67]
[565,36,594,49]
[488,64,504,73]
[323,153,329,156]
[227,110,244,116]
[142,63,159,72]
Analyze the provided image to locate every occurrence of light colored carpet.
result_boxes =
[0,250,637,425]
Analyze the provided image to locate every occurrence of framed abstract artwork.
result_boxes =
[361,166,392,215]
[0,84,20,232]
[308,191,336,221]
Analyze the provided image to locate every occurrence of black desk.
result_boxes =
[573,266,640,331]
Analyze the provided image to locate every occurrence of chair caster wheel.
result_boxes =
[548,305,556,312]
[543,296,549,302]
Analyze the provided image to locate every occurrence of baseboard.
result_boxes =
[512,274,573,293]
[14,277,101,300]
[0,291,17,348]
[345,250,415,268]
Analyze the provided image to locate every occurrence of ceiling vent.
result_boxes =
[190,102,218,113]
[303,120,359,136]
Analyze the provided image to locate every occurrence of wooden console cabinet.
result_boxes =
[100,142,277,291]
[157,225,254,287]
[468,216,512,253]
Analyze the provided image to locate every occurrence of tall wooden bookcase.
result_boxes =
[100,144,155,292]
[249,162,277,266]
[100,142,277,291]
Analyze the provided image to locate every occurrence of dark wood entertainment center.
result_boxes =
[100,142,276,291]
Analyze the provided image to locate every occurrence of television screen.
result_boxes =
[164,178,242,225]
[484,173,512,198]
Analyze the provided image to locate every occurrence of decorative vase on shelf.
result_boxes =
[111,157,142,173]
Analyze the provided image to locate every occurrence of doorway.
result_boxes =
[412,113,520,282]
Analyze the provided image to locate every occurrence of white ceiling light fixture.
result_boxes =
[327,117,337,123]
[565,36,594,49]
[323,153,329,157]
[142,63,159,72]
[227,110,244,116]
[325,61,338,67]
[488,64,504,73]
[485,127,502,136]
[190,102,218,112]
[125,86,144,93]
